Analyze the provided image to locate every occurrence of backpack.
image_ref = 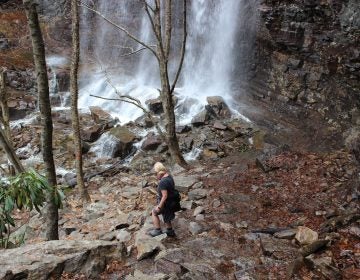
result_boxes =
[169,189,181,212]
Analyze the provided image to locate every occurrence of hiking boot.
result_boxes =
[164,228,176,237]
[148,228,162,237]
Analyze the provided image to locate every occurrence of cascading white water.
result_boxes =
[79,0,258,124]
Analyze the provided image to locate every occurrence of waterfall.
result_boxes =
[79,0,259,124]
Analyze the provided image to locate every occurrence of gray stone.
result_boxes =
[191,110,210,126]
[213,121,227,130]
[125,270,167,280]
[212,199,221,208]
[63,172,77,187]
[86,201,109,212]
[84,212,105,221]
[141,132,163,151]
[236,221,248,229]
[349,226,360,238]
[135,227,165,260]
[180,200,194,210]
[189,222,203,235]
[295,226,318,245]
[0,240,125,280]
[145,98,164,114]
[195,214,205,221]
[116,229,131,242]
[193,206,205,216]
[307,256,341,279]
[192,181,204,189]
[100,231,117,241]
[89,106,113,124]
[188,189,208,200]
[173,175,198,192]
[274,228,297,239]
[155,259,183,275]
[81,124,103,142]
[260,234,298,260]
[206,96,232,118]
[121,186,142,199]
[108,126,137,158]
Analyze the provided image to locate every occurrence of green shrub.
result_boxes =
[0,169,64,248]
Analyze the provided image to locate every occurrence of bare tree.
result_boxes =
[71,0,91,203]
[0,69,19,175]
[81,0,188,167]
[23,0,59,240]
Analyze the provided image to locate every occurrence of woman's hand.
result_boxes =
[155,205,162,212]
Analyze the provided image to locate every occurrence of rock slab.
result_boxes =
[0,240,125,280]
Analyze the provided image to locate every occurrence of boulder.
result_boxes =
[176,125,191,134]
[191,110,210,126]
[181,200,195,210]
[125,270,168,280]
[206,96,232,118]
[189,222,203,235]
[193,206,205,216]
[120,186,142,199]
[63,172,77,187]
[173,175,199,192]
[213,121,227,130]
[116,229,132,243]
[141,132,163,151]
[188,189,208,200]
[260,234,298,260]
[135,229,165,261]
[108,126,136,158]
[81,124,103,142]
[89,106,113,124]
[274,228,297,239]
[146,98,163,114]
[306,256,341,279]
[295,226,318,245]
[0,240,125,280]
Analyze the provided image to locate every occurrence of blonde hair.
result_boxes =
[154,162,167,176]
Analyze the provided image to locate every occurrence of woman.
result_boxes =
[148,162,176,237]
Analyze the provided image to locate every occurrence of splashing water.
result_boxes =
[79,0,259,123]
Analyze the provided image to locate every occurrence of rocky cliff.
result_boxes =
[250,0,359,135]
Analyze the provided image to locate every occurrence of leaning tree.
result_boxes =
[23,0,59,240]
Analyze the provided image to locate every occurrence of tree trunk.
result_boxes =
[0,69,17,175]
[155,0,187,167]
[0,70,10,139]
[23,0,58,240]
[0,127,25,173]
[71,0,90,203]
[159,60,187,167]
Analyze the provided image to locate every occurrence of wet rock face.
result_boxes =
[252,0,360,130]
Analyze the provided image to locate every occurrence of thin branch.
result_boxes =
[170,0,187,94]
[96,59,142,106]
[144,0,155,14]
[90,94,139,107]
[80,1,159,59]
[142,0,162,60]
[119,46,156,57]
[90,94,165,140]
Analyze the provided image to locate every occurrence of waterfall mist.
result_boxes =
[79,0,259,124]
